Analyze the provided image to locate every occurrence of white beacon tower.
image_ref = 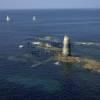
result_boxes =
[62,35,71,56]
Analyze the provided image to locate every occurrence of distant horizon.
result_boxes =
[0,8,100,10]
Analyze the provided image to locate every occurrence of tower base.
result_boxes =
[55,53,80,63]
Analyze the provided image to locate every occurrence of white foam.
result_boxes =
[54,61,60,65]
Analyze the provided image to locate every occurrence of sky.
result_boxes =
[0,0,100,9]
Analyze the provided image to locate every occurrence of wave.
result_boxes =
[30,57,53,68]
[38,21,100,26]
[74,42,100,47]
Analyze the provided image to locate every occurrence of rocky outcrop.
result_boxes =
[83,59,100,71]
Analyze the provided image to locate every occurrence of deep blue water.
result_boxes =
[0,9,100,100]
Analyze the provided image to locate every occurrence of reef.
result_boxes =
[55,53,80,63]
[83,59,100,72]
[55,53,100,72]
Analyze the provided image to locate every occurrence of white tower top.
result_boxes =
[62,35,71,56]
[64,35,69,43]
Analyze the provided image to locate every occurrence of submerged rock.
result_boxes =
[83,59,100,72]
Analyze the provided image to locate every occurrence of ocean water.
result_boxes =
[0,9,100,100]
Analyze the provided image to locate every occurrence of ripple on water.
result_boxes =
[7,76,62,93]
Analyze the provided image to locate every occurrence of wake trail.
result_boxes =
[30,57,53,68]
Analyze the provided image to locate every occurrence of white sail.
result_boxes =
[32,16,36,21]
[6,16,10,22]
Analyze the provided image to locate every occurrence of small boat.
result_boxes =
[32,16,36,21]
[6,16,10,22]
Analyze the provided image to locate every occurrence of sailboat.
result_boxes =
[32,16,36,21]
[6,16,10,22]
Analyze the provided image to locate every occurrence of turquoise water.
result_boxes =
[0,9,100,100]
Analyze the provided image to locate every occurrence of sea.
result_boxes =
[0,9,100,100]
